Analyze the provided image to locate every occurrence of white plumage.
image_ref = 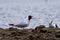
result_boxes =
[9,15,33,28]
[49,20,54,28]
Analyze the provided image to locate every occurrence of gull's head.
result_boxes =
[28,15,33,21]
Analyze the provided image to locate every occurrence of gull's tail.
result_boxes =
[55,24,58,28]
[9,24,14,26]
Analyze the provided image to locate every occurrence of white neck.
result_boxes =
[28,20,30,24]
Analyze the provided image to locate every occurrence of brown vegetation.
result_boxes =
[0,25,60,40]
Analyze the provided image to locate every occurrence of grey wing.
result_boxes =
[15,23,28,28]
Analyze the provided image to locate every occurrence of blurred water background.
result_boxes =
[0,0,60,29]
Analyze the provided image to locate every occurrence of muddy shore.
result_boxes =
[0,25,60,40]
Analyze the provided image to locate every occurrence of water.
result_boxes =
[0,0,60,29]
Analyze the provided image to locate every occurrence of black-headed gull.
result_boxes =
[9,15,34,28]
[49,20,54,28]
